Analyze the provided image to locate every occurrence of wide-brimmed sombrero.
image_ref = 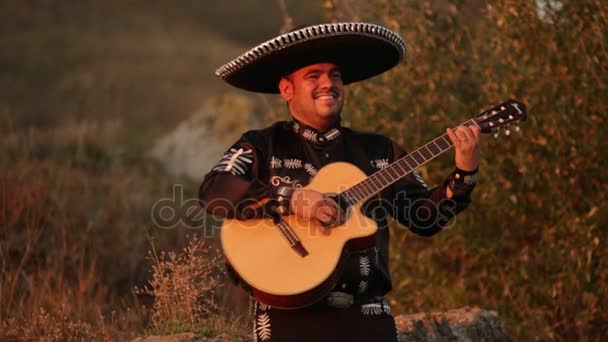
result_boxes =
[215,22,406,94]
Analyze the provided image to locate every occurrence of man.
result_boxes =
[200,22,480,342]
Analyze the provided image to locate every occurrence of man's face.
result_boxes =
[279,63,345,127]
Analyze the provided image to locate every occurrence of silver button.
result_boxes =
[325,153,329,158]
[319,137,325,142]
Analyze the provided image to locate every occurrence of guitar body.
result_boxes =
[220,162,378,309]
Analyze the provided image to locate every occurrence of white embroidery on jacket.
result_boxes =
[304,163,318,176]
[254,301,272,342]
[324,128,341,140]
[255,313,272,341]
[270,156,282,168]
[283,158,303,169]
[412,170,428,188]
[359,255,371,276]
[302,129,318,142]
[361,303,385,315]
[371,158,390,169]
[361,301,392,316]
[270,176,302,188]
[358,280,368,294]
[212,148,253,175]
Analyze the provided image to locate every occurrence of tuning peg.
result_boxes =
[494,132,500,138]
[505,129,511,136]
[514,125,521,133]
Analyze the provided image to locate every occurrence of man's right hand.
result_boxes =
[290,189,345,231]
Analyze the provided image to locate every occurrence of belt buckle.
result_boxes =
[325,291,354,309]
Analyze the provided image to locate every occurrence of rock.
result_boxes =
[395,307,512,341]
[148,93,262,180]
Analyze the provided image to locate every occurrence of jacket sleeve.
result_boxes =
[384,140,474,237]
[199,131,277,220]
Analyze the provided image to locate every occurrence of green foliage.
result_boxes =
[325,0,607,339]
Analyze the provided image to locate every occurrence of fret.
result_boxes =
[395,161,408,174]
[360,182,376,196]
[348,192,361,204]
[427,141,441,155]
[403,155,418,170]
[387,165,400,181]
[341,193,354,207]
[412,153,425,165]
[420,146,433,160]
[360,179,374,194]
[435,136,451,149]
[354,184,370,199]
[376,170,391,186]
[355,187,367,200]
[347,187,362,203]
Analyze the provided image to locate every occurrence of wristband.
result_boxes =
[275,186,294,214]
[447,168,478,196]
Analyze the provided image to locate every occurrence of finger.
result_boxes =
[470,125,481,139]
[446,128,462,145]
[316,214,334,234]
[457,126,475,141]
[319,203,336,216]
[316,206,334,222]
[322,198,342,215]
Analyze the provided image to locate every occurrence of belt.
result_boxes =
[319,291,384,309]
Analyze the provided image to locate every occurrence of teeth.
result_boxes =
[317,95,334,100]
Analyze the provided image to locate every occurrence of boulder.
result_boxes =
[148,94,262,181]
[395,307,512,341]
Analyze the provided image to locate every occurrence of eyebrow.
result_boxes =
[304,67,342,76]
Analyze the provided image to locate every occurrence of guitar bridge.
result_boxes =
[274,218,309,257]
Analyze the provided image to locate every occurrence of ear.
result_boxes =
[278,77,293,102]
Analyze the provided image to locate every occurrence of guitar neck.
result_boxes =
[340,119,477,206]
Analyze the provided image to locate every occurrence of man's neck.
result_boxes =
[291,114,340,132]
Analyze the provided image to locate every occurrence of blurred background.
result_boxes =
[1,0,606,340]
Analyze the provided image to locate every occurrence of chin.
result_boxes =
[318,111,340,120]
[317,106,342,118]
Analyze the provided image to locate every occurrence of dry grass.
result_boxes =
[135,235,229,335]
[0,116,250,340]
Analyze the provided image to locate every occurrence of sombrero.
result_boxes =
[215,22,406,94]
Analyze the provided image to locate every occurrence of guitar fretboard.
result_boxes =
[340,119,476,206]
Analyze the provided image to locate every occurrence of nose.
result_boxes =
[318,73,336,89]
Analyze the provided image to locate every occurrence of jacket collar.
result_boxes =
[289,118,342,148]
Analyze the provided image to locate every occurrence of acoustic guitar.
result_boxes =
[221,99,527,309]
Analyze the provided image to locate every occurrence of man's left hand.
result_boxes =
[446,125,481,171]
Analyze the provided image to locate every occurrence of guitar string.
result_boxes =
[342,118,479,205]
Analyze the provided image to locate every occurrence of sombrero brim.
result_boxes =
[215,23,406,94]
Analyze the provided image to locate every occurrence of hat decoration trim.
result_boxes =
[215,22,406,81]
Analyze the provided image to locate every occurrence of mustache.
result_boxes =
[313,88,340,98]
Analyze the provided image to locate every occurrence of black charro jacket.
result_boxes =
[199,118,472,299]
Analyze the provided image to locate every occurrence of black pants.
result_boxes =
[252,299,398,342]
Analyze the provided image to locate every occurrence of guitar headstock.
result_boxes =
[475,99,527,135]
